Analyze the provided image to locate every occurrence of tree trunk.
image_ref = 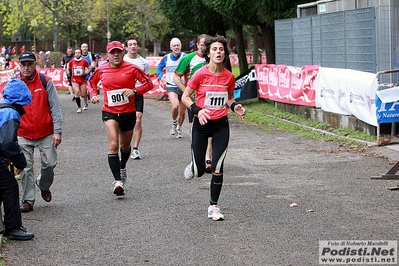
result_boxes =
[231,20,248,74]
[212,17,232,72]
[53,9,60,52]
[252,25,259,64]
[260,23,275,64]
[140,35,146,57]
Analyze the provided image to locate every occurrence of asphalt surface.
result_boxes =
[2,92,399,266]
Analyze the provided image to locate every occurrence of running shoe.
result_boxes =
[208,205,225,221]
[170,125,177,135]
[176,128,183,138]
[120,169,127,185]
[83,104,88,110]
[184,162,194,180]
[130,149,141,159]
[113,180,125,196]
[76,108,82,113]
[205,159,212,173]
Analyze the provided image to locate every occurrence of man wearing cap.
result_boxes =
[16,51,62,212]
[88,41,153,196]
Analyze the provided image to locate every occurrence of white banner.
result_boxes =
[315,67,378,126]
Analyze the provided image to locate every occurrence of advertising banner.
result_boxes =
[255,64,318,107]
[315,67,377,126]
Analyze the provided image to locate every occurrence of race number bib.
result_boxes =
[73,66,84,76]
[204,91,228,110]
[106,89,129,107]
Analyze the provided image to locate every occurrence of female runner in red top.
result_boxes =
[67,47,91,113]
[182,36,245,221]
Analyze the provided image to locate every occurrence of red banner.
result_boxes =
[0,67,166,97]
[255,64,318,107]
[0,69,16,97]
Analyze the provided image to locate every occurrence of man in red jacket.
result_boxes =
[88,41,153,196]
[17,51,62,212]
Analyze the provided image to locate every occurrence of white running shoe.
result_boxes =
[113,180,124,196]
[130,149,141,159]
[184,162,194,180]
[120,169,127,185]
[83,104,88,110]
[170,125,177,135]
[208,205,225,221]
[176,128,183,138]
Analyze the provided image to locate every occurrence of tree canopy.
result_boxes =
[0,0,307,72]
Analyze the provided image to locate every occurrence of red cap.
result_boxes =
[106,41,124,53]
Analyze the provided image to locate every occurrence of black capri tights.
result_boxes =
[191,116,229,177]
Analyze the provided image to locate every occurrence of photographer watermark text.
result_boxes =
[319,240,397,264]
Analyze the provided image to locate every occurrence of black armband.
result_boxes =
[190,103,202,115]
[230,102,237,112]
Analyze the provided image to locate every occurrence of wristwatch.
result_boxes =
[133,89,137,94]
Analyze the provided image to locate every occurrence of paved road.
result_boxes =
[2,93,399,265]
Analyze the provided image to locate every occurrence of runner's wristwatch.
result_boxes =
[133,89,137,94]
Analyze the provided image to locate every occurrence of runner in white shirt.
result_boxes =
[123,36,150,160]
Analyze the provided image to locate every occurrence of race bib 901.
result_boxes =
[106,89,129,107]
[204,91,228,110]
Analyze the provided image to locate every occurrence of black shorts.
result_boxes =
[135,94,144,113]
[167,87,183,100]
[102,110,136,132]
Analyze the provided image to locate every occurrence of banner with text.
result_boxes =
[234,66,258,101]
[375,86,399,124]
[0,68,166,97]
[315,67,378,126]
[255,64,318,107]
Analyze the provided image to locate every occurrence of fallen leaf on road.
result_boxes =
[289,202,298,207]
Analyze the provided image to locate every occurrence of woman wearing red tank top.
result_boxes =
[182,36,246,221]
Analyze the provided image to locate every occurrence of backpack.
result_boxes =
[0,103,14,110]
[39,72,47,89]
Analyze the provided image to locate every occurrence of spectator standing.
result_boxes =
[88,41,153,196]
[19,45,25,55]
[4,54,11,69]
[181,36,246,220]
[123,36,150,160]
[16,51,62,213]
[157,38,186,138]
[0,54,5,71]
[0,78,35,240]
[189,39,195,51]
[61,47,75,97]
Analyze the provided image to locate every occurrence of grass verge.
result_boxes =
[232,98,377,147]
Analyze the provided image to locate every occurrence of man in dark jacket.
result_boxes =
[0,78,34,240]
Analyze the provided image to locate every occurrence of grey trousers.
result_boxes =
[18,135,57,205]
